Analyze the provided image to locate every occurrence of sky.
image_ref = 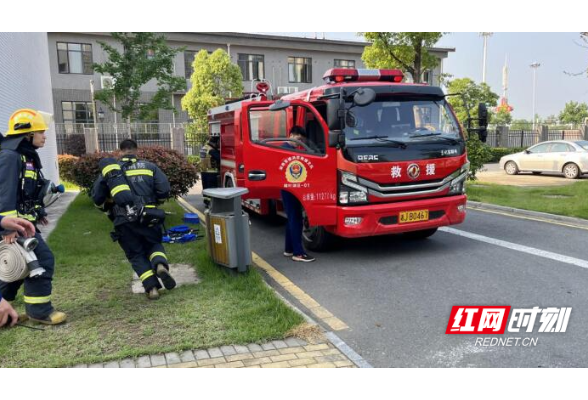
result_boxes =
[269,32,588,121]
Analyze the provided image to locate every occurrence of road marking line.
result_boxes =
[177,197,349,331]
[440,227,588,270]
[469,207,588,231]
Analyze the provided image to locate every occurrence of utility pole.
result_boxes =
[89,79,100,152]
[480,32,494,83]
[530,62,541,130]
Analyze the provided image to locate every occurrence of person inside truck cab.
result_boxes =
[280,126,315,263]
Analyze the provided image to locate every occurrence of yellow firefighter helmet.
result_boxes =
[5,109,49,136]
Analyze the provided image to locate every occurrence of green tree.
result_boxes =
[510,119,533,130]
[465,134,492,181]
[446,78,499,126]
[361,32,444,83]
[558,101,588,125]
[493,108,513,126]
[181,49,243,133]
[93,33,186,123]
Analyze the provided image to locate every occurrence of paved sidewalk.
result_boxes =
[40,191,78,240]
[74,337,356,368]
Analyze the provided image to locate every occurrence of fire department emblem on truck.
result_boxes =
[286,160,308,183]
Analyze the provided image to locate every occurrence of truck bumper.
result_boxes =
[329,195,467,238]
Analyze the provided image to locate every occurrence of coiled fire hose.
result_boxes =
[0,237,45,282]
[0,241,31,283]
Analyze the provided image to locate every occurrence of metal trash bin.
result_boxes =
[203,187,251,272]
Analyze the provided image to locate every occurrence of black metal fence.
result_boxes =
[482,125,586,148]
[56,123,208,157]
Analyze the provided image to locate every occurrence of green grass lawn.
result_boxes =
[61,180,80,191]
[466,180,588,220]
[0,195,303,367]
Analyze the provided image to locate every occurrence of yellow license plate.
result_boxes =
[399,210,429,224]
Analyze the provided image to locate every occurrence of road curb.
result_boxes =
[467,200,588,228]
[177,196,372,368]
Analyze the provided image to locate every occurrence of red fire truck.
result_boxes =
[207,68,469,250]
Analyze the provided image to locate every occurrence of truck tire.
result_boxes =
[302,211,334,251]
[303,226,334,251]
[403,228,438,240]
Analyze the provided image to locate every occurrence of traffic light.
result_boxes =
[478,103,488,143]
[478,103,488,128]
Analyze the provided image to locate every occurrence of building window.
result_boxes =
[184,50,213,79]
[288,57,312,83]
[238,54,265,81]
[423,70,433,84]
[57,42,93,74]
[61,101,94,125]
[334,59,355,69]
[184,50,198,79]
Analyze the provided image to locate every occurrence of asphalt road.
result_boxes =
[185,193,588,367]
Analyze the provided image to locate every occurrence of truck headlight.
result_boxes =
[448,164,469,195]
[448,179,465,195]
[349,191,367,203]
[339,172,368,204]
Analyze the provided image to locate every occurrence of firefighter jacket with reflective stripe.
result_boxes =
[91,155,170,226]
[0,148,46,223]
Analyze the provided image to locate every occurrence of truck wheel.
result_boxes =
[403,228,438,240]
[302,211,334,251]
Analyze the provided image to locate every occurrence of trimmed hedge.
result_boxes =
[58,154,79,183]
[70,146,199,198]
[488,147,525,163]
[62,134,87,156]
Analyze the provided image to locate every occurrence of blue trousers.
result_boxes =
[281,191,305,256]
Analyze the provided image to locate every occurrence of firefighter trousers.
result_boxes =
[0,232,55,319]
[281,190,305,256]
[114,222,169,291]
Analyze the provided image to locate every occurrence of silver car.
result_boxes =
[499,140,588,179]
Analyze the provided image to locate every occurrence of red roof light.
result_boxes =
[323,68,404,84]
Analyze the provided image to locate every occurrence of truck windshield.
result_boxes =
[343,98,462,145]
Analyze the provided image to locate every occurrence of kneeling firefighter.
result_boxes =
[0,109,67,325]
[91,139,175,300]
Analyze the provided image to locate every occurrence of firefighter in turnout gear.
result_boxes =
[91,139,175,300]
[0,109,67,325]
[200,134,220,207]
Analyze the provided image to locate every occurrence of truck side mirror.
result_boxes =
[328,131,346,148]
[327,99,343,130]
[353,88,376,107]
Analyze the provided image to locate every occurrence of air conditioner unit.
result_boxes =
[100,75,116,90]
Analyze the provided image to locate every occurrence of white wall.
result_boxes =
[0,32,59,183]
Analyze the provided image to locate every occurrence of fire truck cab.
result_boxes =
[208,68,469,250]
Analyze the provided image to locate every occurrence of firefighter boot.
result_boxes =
[28,311,67,325]
[146,287,160,300]
[156,264,176,290]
